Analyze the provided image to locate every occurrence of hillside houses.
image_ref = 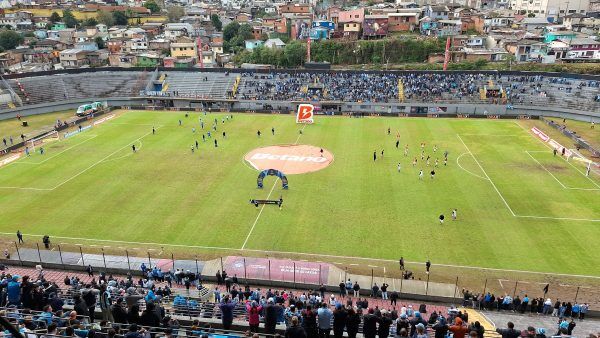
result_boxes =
[0,0,598,73]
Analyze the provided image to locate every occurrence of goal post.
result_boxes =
[28,130,59,152]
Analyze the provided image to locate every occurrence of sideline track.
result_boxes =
[1,232,599,280]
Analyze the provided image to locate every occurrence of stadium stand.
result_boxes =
[0,69,597,116]
[0,263,594,338]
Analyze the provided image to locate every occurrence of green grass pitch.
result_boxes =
[0,111,598,275]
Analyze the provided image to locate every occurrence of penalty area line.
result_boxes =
[457,134,516,216]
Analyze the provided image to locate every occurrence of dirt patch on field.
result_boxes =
[244,144,333,175]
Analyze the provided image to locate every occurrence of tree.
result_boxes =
[62,9,78,28]
[284,41,306,66]
[0,30,24,50]
[49,11,61,24]
[143,0,160,13]
[95,36,105,49]
[167,6,184,22]
[223,21,240,41]
[211,14,222,31]
[82,17,98,27]
[97,10,114,27]
[112,11,128,25]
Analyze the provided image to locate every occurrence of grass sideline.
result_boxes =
[0,110,74,144]
[0,110,598,278]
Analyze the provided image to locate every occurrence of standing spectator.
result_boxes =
[378,310,393,338]
[317,303,333,338]
[371,283,379,298]
[86,265,94,277]
[265,298,279,334]
[567,319,576,335]
[112,298,128,324]
[496,322,520,338]
[216,271,223,285]
[448,317,468,338]
[246,301,262,333]
[99,284,114,322]
[381,283,389,300]
[432,317,448,338]
[332,304,347,338]
[338,281,346,298]
[285,316,307,338]
[219,296,236,330]
[352,282,360,298]
[362,308,379,338]
[16,230,23,244]
[414,323,428,338]
[579,303,588,320]
[6,275,21,306]
[345,308,361,338]
[468,321,485,338]
[410,312,427,337]
[302,305,318,338]
[390,290,398,306]
[139,302,160,328]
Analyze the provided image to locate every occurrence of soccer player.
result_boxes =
[438,215,444,224]
[373,151,377,162]
[192,127,196,133]
[223,131,226,138]
[396,140,399,148]
[2,138,6,147]
[404,145,409,157]
[387,127,390,135]
[421,142,425,151]
[412,157,417,166]
[444,158,448,166]
[452,209,457,221]
[201,121,204,129]
[433,145,438,153]
[207,131,211,138]
[435,158,439,167]
[419,170,423,180]
[214,139,218,147]
[421,152,425,160]
[430,169,435,179]
[257,130,261,138]
[152,127,155,135]
[195,140,199,149]
[178,119,182,126]
[40,147,44,155]
[397,162,401,172]
[213,125,217,132]
[553,148,557,156]
[426,157,430,166]
[592,121,595,129]
[381,149,384,157]
[132,144,136,153]
[272,127,275,135]
[320,148,324,157]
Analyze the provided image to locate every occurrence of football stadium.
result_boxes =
[0,68,599,337]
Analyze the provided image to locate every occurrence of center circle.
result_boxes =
[244,144,334,175]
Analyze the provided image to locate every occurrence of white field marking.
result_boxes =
[513,121,600,189]
[368,265,378,268]
[0,186,52,191]
[518,281,530,284]
[240,123,309,249]
[498,279,506,288]
[3,231,600,279]
[456,152,489,181]
[457,134,516,216]
[460,134,520,137]
[240,177,279,250]
[524,150,567,189]
[49,131,154,191]
[478,311,497,330]
[515,215,600,222]
[6,135,98,167]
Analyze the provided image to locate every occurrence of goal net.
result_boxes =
[28,130,59,152]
